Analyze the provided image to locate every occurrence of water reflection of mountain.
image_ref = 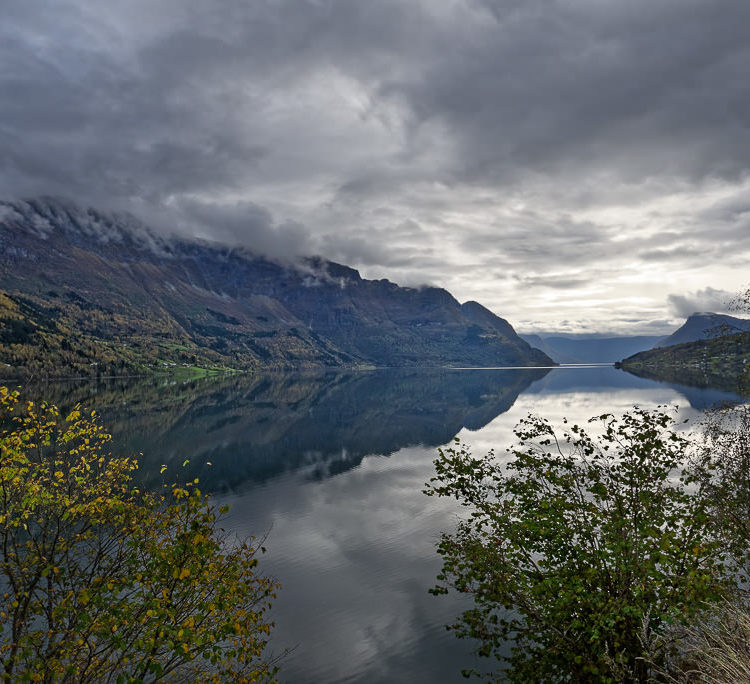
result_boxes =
[19,368,548,492]
[523,365,748,411]
[616,365,749,409]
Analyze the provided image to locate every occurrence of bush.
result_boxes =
[693,403,750,578]
[425,407,730,682]
[0,387,279,682]
[664,403,750,682]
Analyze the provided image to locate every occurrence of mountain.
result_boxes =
[518,334,578,363]
[653,312,750,348]
[520,334,663,363]
[618,331,750,396]
[0,198,552,378]
[618,312,750,395]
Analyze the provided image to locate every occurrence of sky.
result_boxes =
[2,0,750,335]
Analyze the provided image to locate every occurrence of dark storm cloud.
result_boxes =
[6,0,750,206]
[167,198,315,259]
[384,0,750,189]
[2,0,750,330]
[317,233,419,269]
[0,3,271,204]
[0,0,428,205]
[316,220,439,270]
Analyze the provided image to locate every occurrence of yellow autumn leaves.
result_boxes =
[0,387,280,682]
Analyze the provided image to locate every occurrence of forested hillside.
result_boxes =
[0,198,552,378]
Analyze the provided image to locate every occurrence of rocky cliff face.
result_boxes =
[0,198,552,377]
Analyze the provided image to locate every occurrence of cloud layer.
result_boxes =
[3,0,750,332]
[668,287,736,318]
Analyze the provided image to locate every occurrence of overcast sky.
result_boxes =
[3,0,750,334]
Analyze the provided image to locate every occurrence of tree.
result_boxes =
[652,403,750,682]
[425,407,729,682]
[694,403,750,573]
[0,386,280,682]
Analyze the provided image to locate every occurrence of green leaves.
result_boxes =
[426,406,732,682]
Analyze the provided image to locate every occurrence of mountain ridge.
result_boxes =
[618,331,750,395]
[653,312,750,348]
[0,198,552,378]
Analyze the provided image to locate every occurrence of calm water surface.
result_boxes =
[20,366,746,683]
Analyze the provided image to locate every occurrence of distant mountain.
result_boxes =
[654,312,750,348]
[519,334,579,363]
[520,334,663,363]
[619,331,750,396]
[0,198,552,378]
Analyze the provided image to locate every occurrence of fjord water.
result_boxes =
[26,366,745,683]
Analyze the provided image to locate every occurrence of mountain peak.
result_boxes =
[654,312,750,348]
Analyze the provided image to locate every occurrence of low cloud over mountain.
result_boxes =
[3,1,750,332]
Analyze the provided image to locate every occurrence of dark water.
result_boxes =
[13,366,746,682]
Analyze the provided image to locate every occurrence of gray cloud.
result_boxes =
[513,274,590,290]
[166,198,315,261]
[2,0,750,332]
[667,287,735,318]
[638,246,705,263]
[387,0,750,187]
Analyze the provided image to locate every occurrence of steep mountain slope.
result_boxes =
[519,334,580,363]
[0,198,552,377]
[653,312,750,348]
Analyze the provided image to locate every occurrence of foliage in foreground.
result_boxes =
[426,407,732,682]
[0,386,279,682]
[662,403,750,683]
[694,403,750,579]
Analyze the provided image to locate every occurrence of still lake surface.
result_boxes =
[21,365,746,682]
